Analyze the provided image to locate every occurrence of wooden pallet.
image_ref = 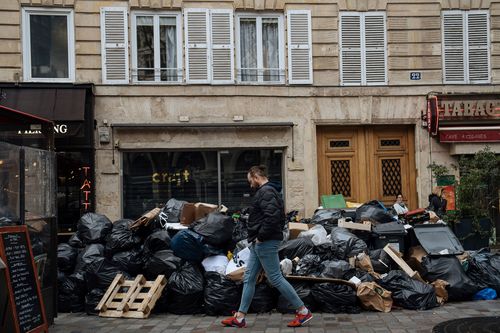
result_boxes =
[96,274,167,319]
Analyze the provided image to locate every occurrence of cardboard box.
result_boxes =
[180,202,218,226]
[338,218,372,231]
[406,245,428,272]
[288,222,313,239]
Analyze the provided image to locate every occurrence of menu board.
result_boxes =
[0,226,47,333]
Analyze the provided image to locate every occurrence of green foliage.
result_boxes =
[427,161,451,181]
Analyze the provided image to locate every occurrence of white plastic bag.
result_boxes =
[202,255,229,275]
[225,247,251,281]
[298,225,329,245]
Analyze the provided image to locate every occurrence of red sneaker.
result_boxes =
[221,315,246,328]
[287,310,313,327]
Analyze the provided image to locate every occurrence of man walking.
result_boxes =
[221,165,313,328]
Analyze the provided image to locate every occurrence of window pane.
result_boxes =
[160,17,178,81]
[136,16,154,81]
[262,18,280,81]
[220,149,283,211]
[30,14,68,78]
[239,18,258,81]
[123,151,218,219]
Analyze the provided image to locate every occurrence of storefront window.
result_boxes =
[57,151,93,231]
[123,149,283,218]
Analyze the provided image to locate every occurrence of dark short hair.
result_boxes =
[248,165,268,178]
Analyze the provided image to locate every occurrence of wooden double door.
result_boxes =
[317,126,417,209]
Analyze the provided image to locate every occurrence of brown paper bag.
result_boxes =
[356,253,381,279]
[356,282,393,313]
[432,279,449,305]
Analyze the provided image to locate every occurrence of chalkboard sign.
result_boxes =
[0,226,47,333]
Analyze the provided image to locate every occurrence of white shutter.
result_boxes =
[364,13,386,85]
[467,11,490,83]
[442,12,466,83]
[340,14,362,85]
[287,10,312,84]
[185,9,210,83]
[100,7,129,84]
[210,10,234,84]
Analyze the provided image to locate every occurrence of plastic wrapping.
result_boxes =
[166,262,205,314]
[77,213,113,244]
[421,256,480,301]
[57,243,79,273]
[278,238,315,260]
[161,198,187,224]
[355,201,395,223]
[85,289,105,315]
[85,258,130,291]
[330,227,368,260]
[295,254,323,276]
[298,225,329,246]
[320,260,351,279]
[171,229,206,262]
[466,250,500,293]
[75,244,105,273]
[105,219,142,254]
[202,255,229,275]
[191,212,234,247]
[311,283,360,313]
[378,270,439,310]
[249,283,278,313]
[369,249,392,274]
[144,249,183,280]
[57,272,86,313]
[111,248,146,275]
[68,233,85,248]
[204,272,242,316]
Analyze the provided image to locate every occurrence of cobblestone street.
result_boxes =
[52,300,500,333]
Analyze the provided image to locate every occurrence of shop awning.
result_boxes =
[439,126,500,143]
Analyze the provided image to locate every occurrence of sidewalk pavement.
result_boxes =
[52,300,500,333]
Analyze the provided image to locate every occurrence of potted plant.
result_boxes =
[428,147,500,250]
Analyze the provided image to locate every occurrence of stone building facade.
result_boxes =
[0,0,499,223]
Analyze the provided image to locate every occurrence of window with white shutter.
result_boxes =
[100,7,129,84]
[236,13,285,84]
[287,10,312,84]
[340,12,386,86]
[211,10,234,83]
[442,10,490,84]
[185,9,210,83]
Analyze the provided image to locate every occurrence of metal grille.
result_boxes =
[381,139,400,147]
[330,160,351,197]
[382,159,402,196]
[329,140,350,148]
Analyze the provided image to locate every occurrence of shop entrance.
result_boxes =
[317,126,417,209]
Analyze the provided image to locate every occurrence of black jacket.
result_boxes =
[247,182,285,243]
[428,194,447,217]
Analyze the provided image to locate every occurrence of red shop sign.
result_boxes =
[439,128,500,143]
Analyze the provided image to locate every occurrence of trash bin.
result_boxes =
[370,222,407,253]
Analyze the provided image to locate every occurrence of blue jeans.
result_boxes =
[238,240,304,313]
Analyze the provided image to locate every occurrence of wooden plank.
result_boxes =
[117,275,144,312]
[138,275,164,312]
[383,244,425,282]
[96,274,123,311]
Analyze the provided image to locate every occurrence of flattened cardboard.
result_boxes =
[338,218,372,231]
[288,222,313,239]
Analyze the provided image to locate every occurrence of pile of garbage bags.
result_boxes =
[57,199,499,316]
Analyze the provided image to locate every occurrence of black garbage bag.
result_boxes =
[330,227,367,260]
[68,233,85,248]
[320,260,351,279]
[277,282,318,314]
[296,255,323,276]
[369,249,392,274]
[171,229,206,262]
[204,272,242,316]
[85,258,130,291]
[311,283,360,313]
[279,238,315,260]
[111,248,146,275]
[249,283,278,313]
[85,289,105,316]
[57,272,86,313]
[144,249,183,280]
[355,200,395,223]
[314,243,336,261]
[166,262,205,314]
[421,256,480,301]
[75,244,105,273]
[78,213,113,244]
[57,243,79,273]
[29,232,45,256]
[378,270,439,310]
[105,219,141,254]
[231,215,248,245]
[466,250,500,293]
[343,268,374,283]
[143,229,171,254]
[161,198,187,224]
[191,212,234,247]
[310,209,343,234]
